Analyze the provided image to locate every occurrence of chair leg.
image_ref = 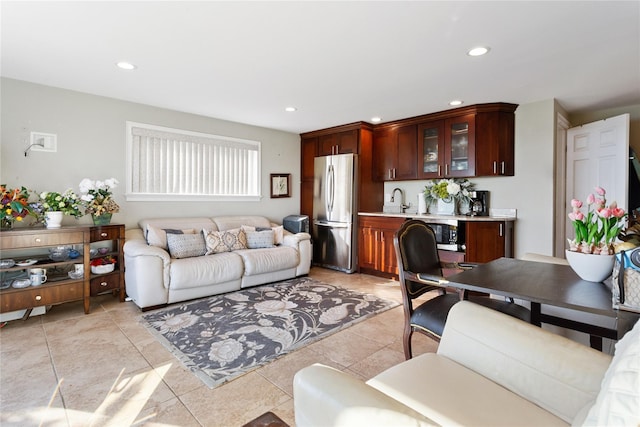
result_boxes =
[403,326,413,360]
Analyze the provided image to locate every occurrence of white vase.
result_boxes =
[436,198,456,215]
[45,211,63,229]
[565,249,615,282]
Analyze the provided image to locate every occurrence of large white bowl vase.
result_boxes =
[565,249,615,282]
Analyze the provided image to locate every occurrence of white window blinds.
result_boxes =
[125,122,261,201]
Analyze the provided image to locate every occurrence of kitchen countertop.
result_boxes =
[358,212,517,222]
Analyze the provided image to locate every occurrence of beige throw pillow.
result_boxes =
[146,224,196,249]
[203,228,247,254]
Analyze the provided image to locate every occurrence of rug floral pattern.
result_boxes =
[141,277,398,388]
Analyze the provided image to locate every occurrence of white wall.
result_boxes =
[0,78,301,229]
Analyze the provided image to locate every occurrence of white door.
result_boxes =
[565,114,630,245]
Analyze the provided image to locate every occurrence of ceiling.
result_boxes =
[2,1,639,134]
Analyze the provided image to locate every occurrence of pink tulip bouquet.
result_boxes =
[567,186,627,255]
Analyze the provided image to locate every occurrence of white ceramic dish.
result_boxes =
[68,270,84,280]
[91,264,115,275]
[16,259,38,267]
[12,279,31,288]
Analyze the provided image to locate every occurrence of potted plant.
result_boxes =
[79,178,120,225]
[424,178,474,215]
[566,186,627,281]
[39,189,83,229]
[0,185,39,229]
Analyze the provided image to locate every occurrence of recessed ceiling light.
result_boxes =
[371,117,382,123]
[116,61,137,70]
[449,100,463,106]
[285,107,297,112]
[467,46,490,57]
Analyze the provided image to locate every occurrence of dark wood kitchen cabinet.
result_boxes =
[373,124,418,181]
[300,122,383,219]
[358,216,405,277]
[465,220,514,263]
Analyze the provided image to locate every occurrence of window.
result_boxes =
[125,122,261,201]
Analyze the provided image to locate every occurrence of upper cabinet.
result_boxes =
[373,103,517,181]
[300,123,383,219]
[318,129,359,156]
[373,124,417,181]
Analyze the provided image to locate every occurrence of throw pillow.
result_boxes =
[166,233,207,259]
[203,228,248,254]
[242,224,284,245]
[146,224,196,249]
[582,318,640,426]
[246,230,275,249]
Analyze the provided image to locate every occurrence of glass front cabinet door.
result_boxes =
[417,120,445,179]
[444,114,475,177]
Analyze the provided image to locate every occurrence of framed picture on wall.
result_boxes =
[270,173,291,198]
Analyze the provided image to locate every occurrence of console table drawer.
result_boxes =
[0,283,84,311]
[90,226,121,242]
[90,274,120,295]
[0,231,86,248]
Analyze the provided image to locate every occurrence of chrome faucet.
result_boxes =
[390,187,409,213]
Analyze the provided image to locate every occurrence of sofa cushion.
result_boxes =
[169,251,244,290]
[146,224,196,249]
[246,230,275,249]
[235,246,299,275]
[368,353,567,426]
[203,228,247,254]
[166,233,207,259]
[582,318,640,426]
[212,215,271,231]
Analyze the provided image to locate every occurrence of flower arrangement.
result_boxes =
[424,178,474,205]
[567,186,627,255]
[90,255,116,266]
[79,178,120,216]
[0,185,38,225]
[39,189,83,218]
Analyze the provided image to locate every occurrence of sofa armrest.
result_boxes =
[282,232,311,247]
[293,364,437,427]
[123,228,172,309]
[282,232,311,275]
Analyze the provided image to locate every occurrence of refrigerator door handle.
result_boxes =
[314,221,349,228]
[327,164,335,213]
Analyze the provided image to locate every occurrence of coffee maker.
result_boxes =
[469,191,489,216]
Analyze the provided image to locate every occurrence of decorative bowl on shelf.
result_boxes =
[89,248,99,257]
[98,247,109,255]
[68,270,84,280]
[49,246,70,262]
[0,259,16,269]
[91,264,115,275]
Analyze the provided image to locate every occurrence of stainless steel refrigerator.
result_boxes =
[312,153,358,273]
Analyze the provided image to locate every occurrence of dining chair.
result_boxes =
[394,219,531,359]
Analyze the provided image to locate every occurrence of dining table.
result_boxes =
[446,257,640,350]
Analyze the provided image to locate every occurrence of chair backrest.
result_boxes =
[394,220,443,300]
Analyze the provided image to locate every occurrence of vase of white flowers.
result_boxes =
[79,178,120,225]
[424,178,474,215]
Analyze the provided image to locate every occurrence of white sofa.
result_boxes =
[123,215,311,310]
[294,300,640,426]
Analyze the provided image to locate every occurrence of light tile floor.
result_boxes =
[0,268,439,427]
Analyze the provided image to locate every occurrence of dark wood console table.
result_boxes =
[446,257,639,350]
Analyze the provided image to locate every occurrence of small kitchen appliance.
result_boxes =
[469,191,489,216]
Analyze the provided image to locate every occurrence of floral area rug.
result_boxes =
[141,277,399,389]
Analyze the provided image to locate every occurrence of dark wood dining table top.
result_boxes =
[446,257,615,316]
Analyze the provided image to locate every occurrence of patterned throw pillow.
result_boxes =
[246,230,275,249]
[203,228,248,254]
[166,233,207,259]
[146,224,196,249]
[242,224,284,245]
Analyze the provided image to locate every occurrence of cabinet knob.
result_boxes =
[100,281,108,287]
[35,238,41,243]
[35,295,42,301]
[100,232,108,237]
